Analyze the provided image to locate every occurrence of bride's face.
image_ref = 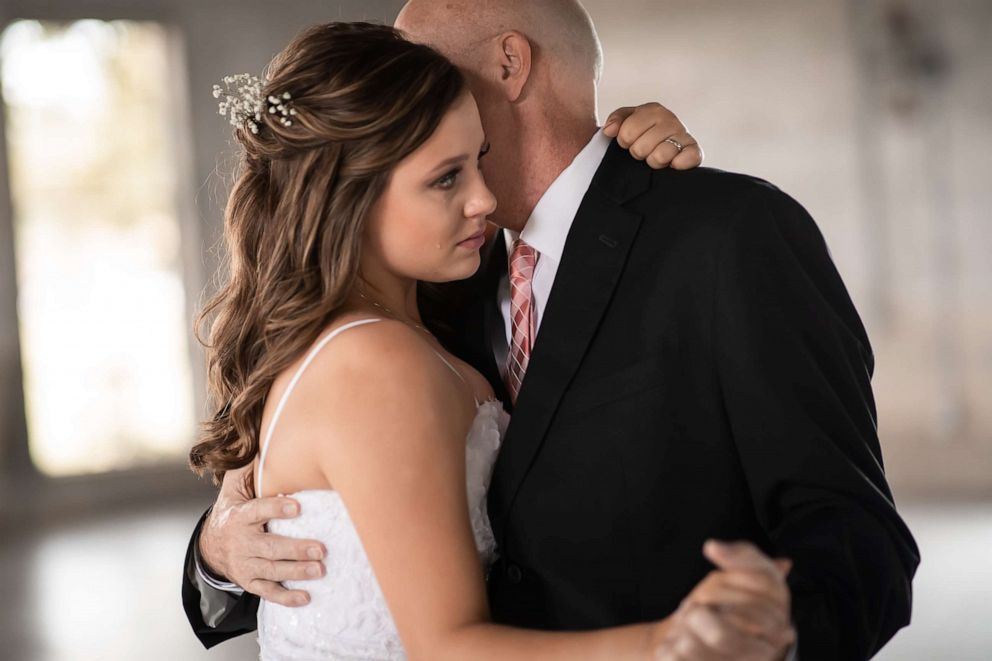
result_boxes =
[363,91,496,284]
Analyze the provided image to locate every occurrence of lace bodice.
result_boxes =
[255,319,509,661]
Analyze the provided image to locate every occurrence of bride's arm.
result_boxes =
[306,320,666,661]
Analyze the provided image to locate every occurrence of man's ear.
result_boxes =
[494,30,532,103]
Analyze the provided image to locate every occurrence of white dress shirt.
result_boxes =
[493,130,612,378]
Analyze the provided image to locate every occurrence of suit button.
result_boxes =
[507,564,523,583]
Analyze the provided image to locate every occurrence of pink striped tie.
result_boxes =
[506,238,539,405]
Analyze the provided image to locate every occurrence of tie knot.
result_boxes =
[509,238,538,278]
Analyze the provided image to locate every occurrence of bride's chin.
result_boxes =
[423,254,482,284]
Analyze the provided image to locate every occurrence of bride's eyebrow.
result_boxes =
[427,138,490,176]
[429,154,469,175]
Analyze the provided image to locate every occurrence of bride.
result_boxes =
[190,21,786,660]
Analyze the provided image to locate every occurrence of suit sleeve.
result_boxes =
[713,183,920,660]
[182,508,260,648]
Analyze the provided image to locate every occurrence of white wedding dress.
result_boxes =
[256,318,509,661]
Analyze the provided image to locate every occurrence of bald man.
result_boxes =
[183,3,918,659]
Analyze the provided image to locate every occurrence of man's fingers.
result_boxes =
[209,468,254,526]
[684,582,789,640]
[255,532,326,562]
[704,539,784,578]
[242,495,302,525]
[692,567,790,607]
[244,579,311,607]
[716,569,790,605]
[247,557,325,582]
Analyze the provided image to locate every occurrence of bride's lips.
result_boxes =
[457,229,486,250]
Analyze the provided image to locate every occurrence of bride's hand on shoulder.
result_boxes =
[603,102,703,171]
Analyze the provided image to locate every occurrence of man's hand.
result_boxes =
[198,463,326,607]
[602,102,703,170]
[652,540,796,660]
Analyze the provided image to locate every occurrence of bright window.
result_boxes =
[1,19,195,475]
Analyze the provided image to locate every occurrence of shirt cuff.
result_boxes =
[192,526,244,595]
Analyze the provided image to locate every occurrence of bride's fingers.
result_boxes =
[629,123,679,164]
[701,600,791,645]
[711,606,798,649]
[602,106,635,137]
[615,117,655,150]
[680,604,778,658]
[683,590,787,639]
[244,578,311,607]
[612,102,688,149]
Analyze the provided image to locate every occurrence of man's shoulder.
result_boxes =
[604,162,828,280]
[610,164,798,247]
[643,165,792,209]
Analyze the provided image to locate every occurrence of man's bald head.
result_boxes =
[395,0,602,85]
[396,0,604,232]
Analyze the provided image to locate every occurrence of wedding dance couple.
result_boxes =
[181,1,919,659]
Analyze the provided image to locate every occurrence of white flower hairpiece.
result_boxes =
[267,93,298,127]
[212,73,298,134]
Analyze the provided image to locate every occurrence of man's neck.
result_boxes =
[500,120,599,233]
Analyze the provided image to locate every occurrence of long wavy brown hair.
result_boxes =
[189,22,466,484]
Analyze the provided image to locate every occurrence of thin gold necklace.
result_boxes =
[357,288,432,336]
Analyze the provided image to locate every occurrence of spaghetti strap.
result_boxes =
[256,318,383,498]
[430,348,480,407]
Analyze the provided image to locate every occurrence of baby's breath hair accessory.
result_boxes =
[213,73,264,134]
[267,92,298,127]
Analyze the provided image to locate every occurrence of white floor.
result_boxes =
[1,500,989,660]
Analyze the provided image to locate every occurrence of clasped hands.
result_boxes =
[649,539,796,661]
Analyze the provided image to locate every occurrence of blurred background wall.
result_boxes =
[0,1,988,659]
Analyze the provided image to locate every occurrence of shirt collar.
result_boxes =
[503,129,612,263]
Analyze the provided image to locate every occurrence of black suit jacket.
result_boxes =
[183,144,919,659]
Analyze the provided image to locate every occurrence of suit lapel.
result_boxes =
[489,142,652,524]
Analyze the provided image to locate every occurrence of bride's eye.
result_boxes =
[433,167,461,190]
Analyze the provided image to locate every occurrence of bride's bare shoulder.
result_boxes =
[282,316,474,481]
[300,315,462,415]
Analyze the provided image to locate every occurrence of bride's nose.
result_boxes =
[465,181,497,219]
